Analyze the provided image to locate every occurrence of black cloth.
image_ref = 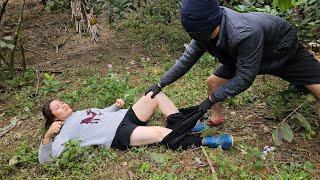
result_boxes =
[161,106,205,150]
[270,44,320,85]
[111,108,147,150]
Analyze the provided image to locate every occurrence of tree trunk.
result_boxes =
[9,0,25,76]
[0,0,9,23]
[20,41,26,71]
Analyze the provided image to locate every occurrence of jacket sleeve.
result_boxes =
[212,29,264,102]
[38,136,66,164]
[38,141,53,164]
[104,104,120,112]
[159,40,206,87]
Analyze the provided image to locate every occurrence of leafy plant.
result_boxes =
[97,0,134,24]
[39,73,64,96]
[0,36,15,50]
[271,92,317,146]
[44,0,70,12]
[52,140,93,170]
[9,141,38,167]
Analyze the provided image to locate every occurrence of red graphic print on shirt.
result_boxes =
[80,109,102,124]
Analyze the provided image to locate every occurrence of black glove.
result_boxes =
[145,83,162,98]
[199,98,214,113]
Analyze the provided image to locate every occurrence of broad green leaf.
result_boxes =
[295,113,315,135]
[6,43,15,50]
[0,41,6,48]
[272,128,282,146]
[281,122,293,142]
[44,73,50,79]
[3,36,13,41]
[273,0,292,11]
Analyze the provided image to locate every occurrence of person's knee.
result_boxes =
[207,75,225,90]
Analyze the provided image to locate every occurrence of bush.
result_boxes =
[115,0,188,54]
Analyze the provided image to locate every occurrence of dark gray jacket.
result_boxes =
[159,7,298,102]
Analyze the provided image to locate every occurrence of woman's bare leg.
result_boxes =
[130,92,178,145]
[130,126,172,146]
[132,92,179,122]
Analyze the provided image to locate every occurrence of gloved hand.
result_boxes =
[199,98,214,113]
[145,83,162,98]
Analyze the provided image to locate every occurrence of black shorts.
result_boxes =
[214,44,320,86]
[111,108,147,150]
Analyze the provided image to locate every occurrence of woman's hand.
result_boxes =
[43,121,64,144]
[115,99,125,108]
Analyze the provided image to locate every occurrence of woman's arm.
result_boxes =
[38,121,64,164]
[104,99,124,112]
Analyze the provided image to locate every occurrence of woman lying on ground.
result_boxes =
[39,92,233,164]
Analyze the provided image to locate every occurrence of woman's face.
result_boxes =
[50,100,73,121]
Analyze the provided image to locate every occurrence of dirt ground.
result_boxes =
[1,0,320,178]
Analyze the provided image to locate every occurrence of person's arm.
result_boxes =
[38,122,64,164]
[159,40,206,87]
[38,139,53,164]
[211,29,264,102]
[104,99,124,112]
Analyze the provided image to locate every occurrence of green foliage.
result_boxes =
[273,0,292,11]
[98,147,116,160]
[53,140,93,170]
[283,0,320,42]
[97,0,134,23]
[115,0,188,54]
[39,73,64,96]
[5,70,36,88]
[0,36,15,50]
[292,112,315,138]
[60,74,138,108]
[44,0,70,12]
[9,141,38,167]
[272,122,294,146]
[269,88,317,145]
[139,162,151,173]
[269,161,315,179]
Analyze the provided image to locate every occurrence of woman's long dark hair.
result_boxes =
[42,100,55,129]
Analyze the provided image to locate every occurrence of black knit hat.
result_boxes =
[181,0,223,42]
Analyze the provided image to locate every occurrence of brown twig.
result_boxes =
[201,146,217,178]
[277,100,308,127]
[127,170,134,180]
[2,67,62,73]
